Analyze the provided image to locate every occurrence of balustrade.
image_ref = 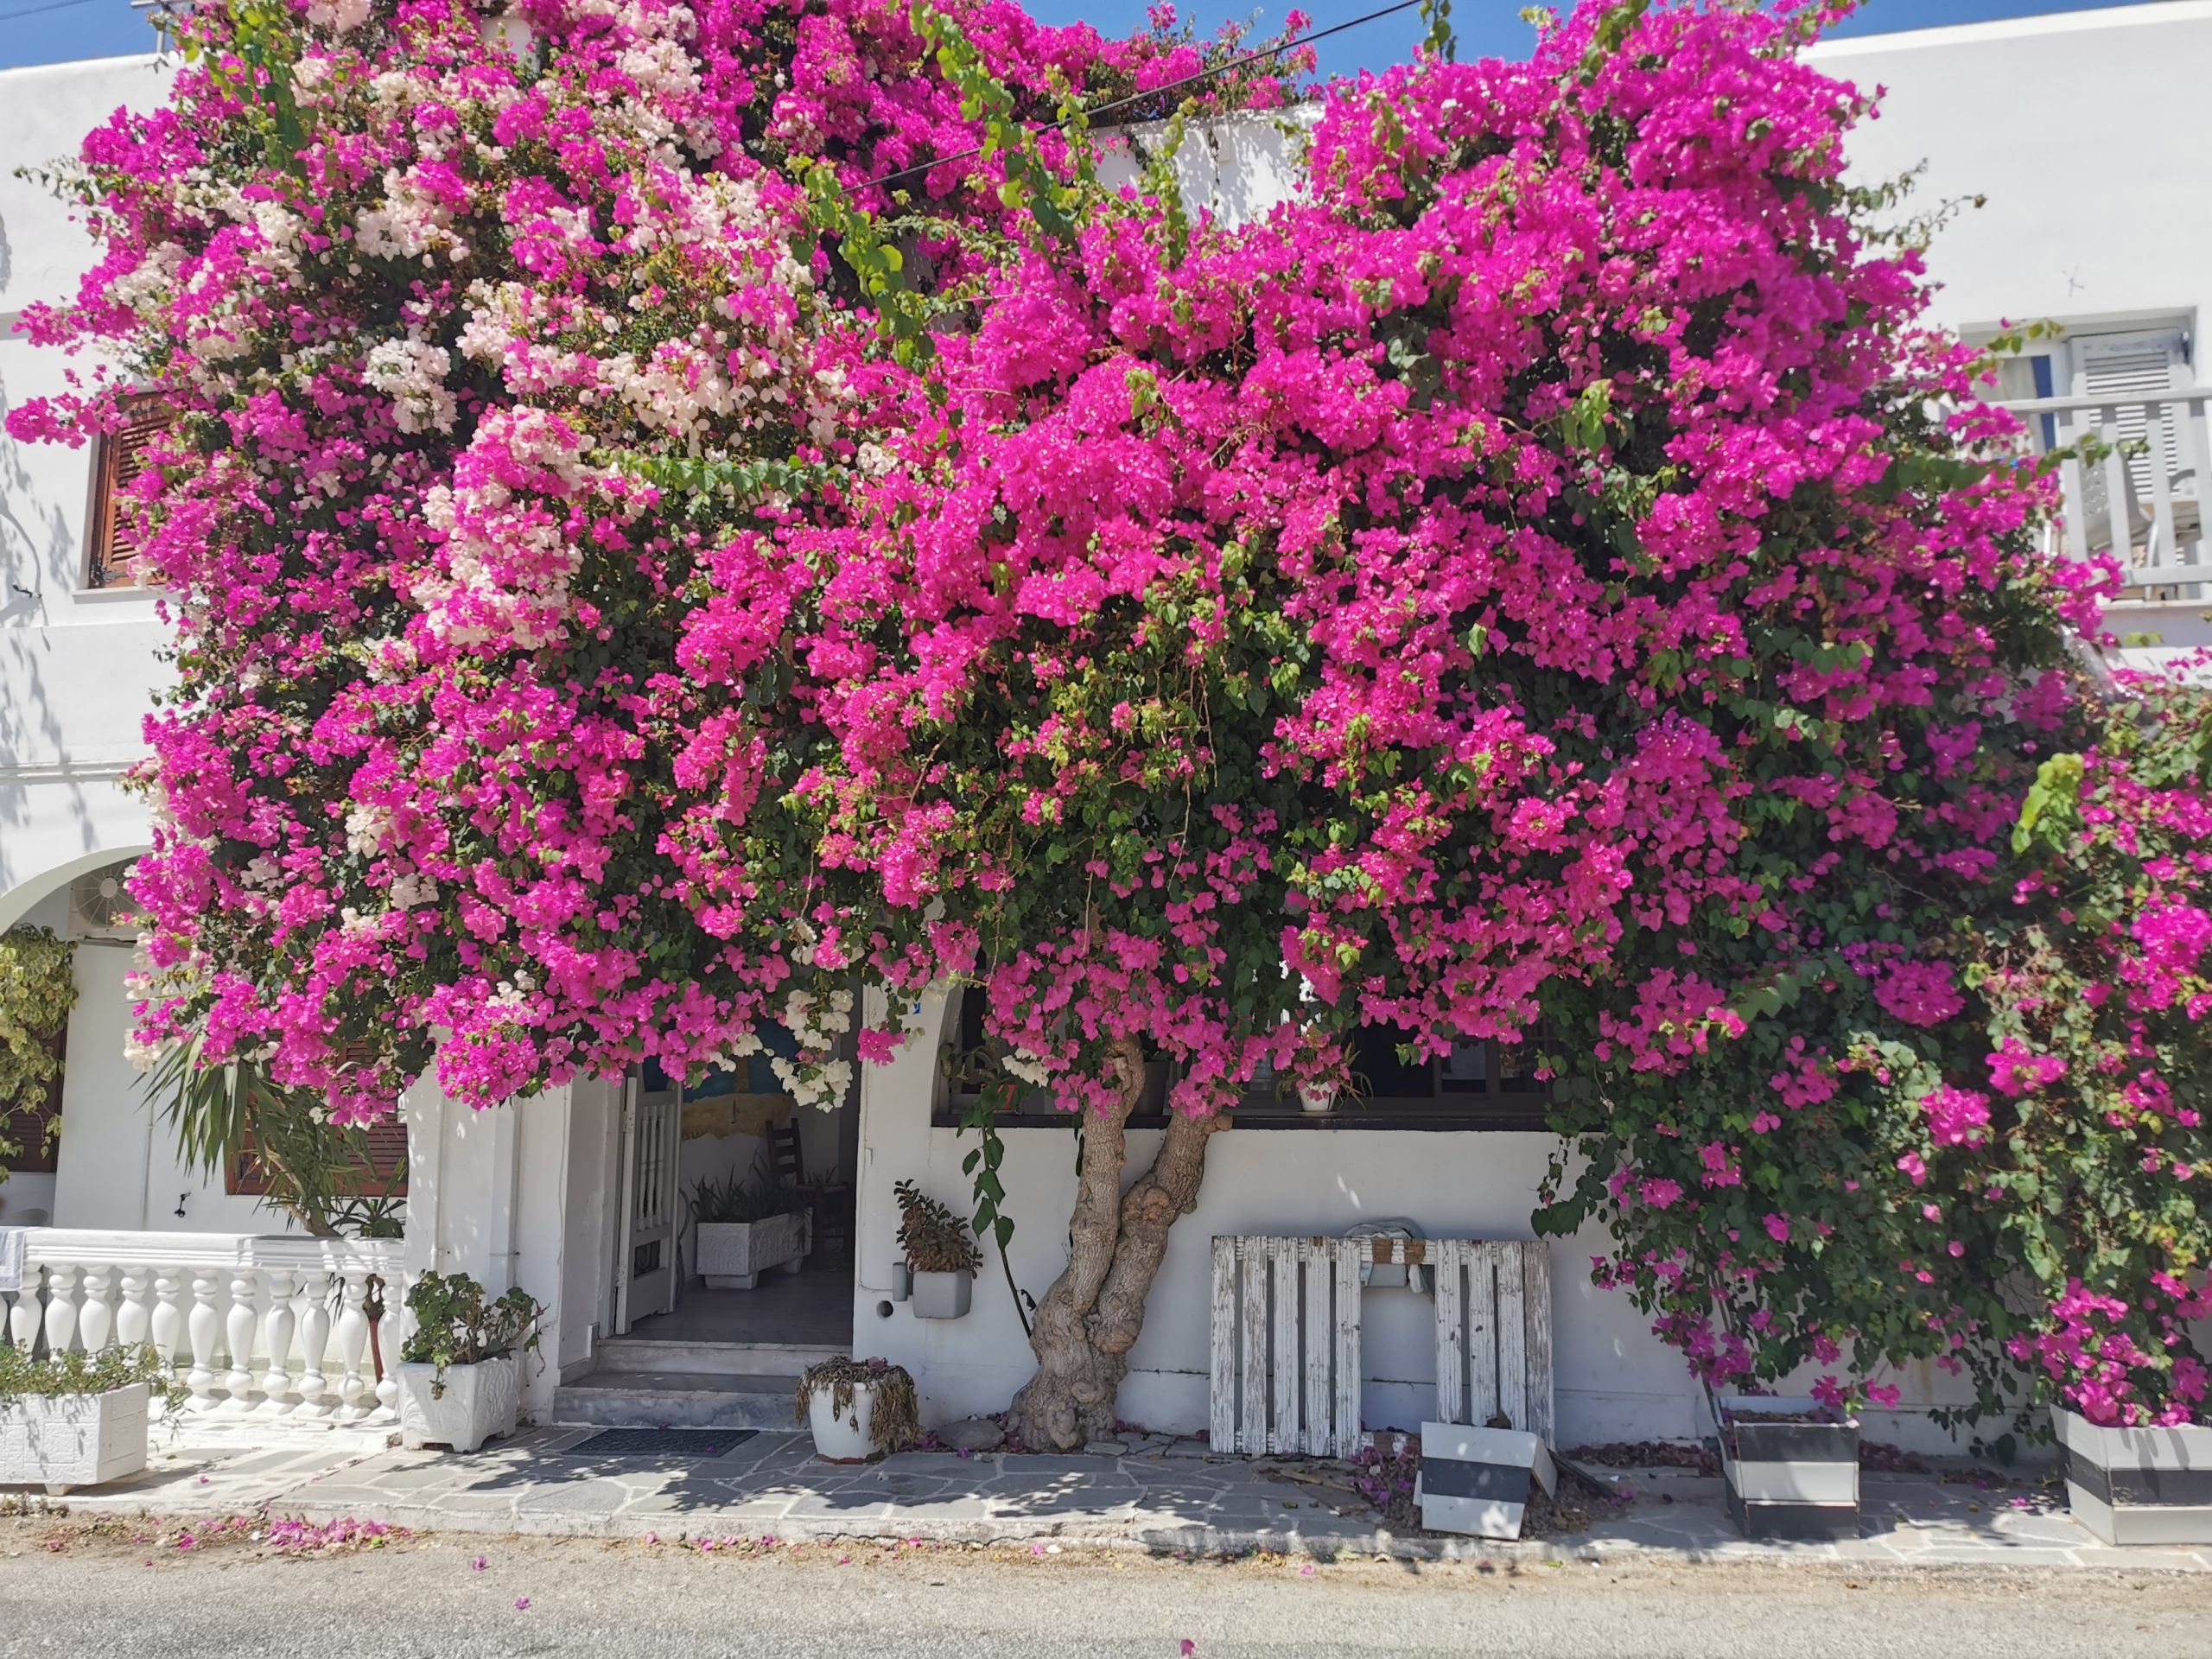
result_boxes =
[0,1230,408,1421]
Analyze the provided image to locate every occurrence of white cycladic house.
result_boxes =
[3,3,2209,1450]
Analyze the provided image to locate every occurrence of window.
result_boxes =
[83,397,174,591]
[226,1116,409,1198]
[0,1023,65,1176]
[931,988,1549,1133]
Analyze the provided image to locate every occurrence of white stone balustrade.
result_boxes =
[2,1230,409,1421]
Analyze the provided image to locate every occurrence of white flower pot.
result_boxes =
[1713,1394,1859,1541]
[396,1355,520,1454]
[1299,1087,1336,1116]
[1416,1421,1557,1540]
[911,1268,972,1319]
[2054,1406,2212,1546]
[0,1382,149,1495]
[697,1212,809,1290]
[807,1382,880,1462]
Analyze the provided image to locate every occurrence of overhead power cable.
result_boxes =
[854,0,1425,194]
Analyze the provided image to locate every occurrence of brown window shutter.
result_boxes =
[87,397,174,590]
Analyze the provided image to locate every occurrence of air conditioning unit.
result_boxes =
[67,861,146,944]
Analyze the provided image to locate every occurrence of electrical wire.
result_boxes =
[0,0,98,22]
[853,0,1426,193]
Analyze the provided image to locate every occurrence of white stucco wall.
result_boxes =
[0,54,175,929]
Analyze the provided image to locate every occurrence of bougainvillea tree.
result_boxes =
[14,0,2211,1444]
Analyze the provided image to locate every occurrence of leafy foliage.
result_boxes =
[0,927,76,1168]
[895,1178,982,1275]
[399,1270,543,1373]
[0,1341,186,1414]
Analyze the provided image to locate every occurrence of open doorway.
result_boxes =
[609,1036,856,1357]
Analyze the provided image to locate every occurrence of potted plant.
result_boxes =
[1712,1392,1860,1540]
[796,1357,919,1462]
[691,1160,808,1290]
[0,1343,181,1496]
[896,1179,981,1319]
[395,1271,543,1453]
[2053,1406,2212,1545]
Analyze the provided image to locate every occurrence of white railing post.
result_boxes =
[373,1270,403,1421]
[223,1268,258,1411]
[334,1269,371,1421]
[186,1270,222,1408]
[114,1264,151,1352]
[149,1267,184,1376]
[295,1270,334,1421]
[257,1268,297,1415]
[8,1272,42,1353]
[43,1265,79,1356]
[78,1263,115,1354]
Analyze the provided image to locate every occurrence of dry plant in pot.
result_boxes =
[796,1357,920,1462]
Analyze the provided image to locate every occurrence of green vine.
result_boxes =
[0,927,76,1170]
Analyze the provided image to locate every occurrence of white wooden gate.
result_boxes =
[613,1070,681,1334]
[1208,1236,1554,1459]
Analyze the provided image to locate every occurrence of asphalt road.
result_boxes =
[0,1524,2204,1658]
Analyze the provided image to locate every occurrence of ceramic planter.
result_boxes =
[911,1268,973,1319]
[2054,1407,2212,1545]
[697,1211,808,1290]
[396,1355,520,1454]
[1298,1087,1336,1116]
[1415,1421,1556,1539]
[0,1382,149,1495]
[1713,1394,1859,1541]
[807,1382,880,1461]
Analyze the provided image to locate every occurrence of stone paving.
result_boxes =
[25,1417,2212,1572]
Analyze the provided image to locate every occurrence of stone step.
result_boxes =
[592,1336,847,1377]
[550,1370,803,1430]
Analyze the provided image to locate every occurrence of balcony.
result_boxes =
[1993,385,2212,638]
[3,1230,410,1421]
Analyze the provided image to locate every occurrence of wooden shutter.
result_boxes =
[2072,330,2186,505]
[86,397,173,590]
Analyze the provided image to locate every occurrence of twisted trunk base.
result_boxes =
[1005,1038,1226,1452]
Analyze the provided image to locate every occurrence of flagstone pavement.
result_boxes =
[30,1418,2212,1573]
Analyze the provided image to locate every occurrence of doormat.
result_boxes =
[558,1427,760,1459]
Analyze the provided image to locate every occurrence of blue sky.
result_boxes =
[0,0,2168,81]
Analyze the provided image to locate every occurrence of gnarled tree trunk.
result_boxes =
[1006,1036,1227,1452]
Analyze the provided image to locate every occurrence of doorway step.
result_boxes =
[549,1338,847,1429]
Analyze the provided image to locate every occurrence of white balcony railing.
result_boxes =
[1994,387,2212,603]
[3,1230,410,1421]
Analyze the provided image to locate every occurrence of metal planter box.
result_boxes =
[1713,1394,1859,1541]
[2055,1407,2212,1546]
[0,1382,149,1495]
[396,1355,520,1454]
[697,1212,808,1291]
[1416,1421,1556,1539]
[911,1269,972,1319]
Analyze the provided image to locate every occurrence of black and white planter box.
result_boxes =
[911,1268,972,1319]
[697,1212,808,1290]
[1414,1421,1556,1539]
[396,1355,521,1454]
[1713,1394,1859,1541]
[0,1382,149,1495]
[2055,1408,2212,1546]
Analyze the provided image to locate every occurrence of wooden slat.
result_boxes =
[2057,410,2092,563]
[1466,1241,1499,1428]
[1239,1241,1267,1455]
[1433,1236,1464,1425]
[1332,1238,1360,1458]
[1497,1240,1528,1434]
[2101,409,2136,572]
[1521,1242,1555,1447]
[1268,1236,1297,1454]
[2147,397,2182,573]
[1209,1236,1236,1453]
[1302,1239,1331,1456]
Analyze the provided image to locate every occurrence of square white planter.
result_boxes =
[1416,1421,1556,1539]
[2055,1407,2212,1545]
[0,1382,149,1495]
[911,1269,972,1319]
[1713,1394,1859,1541]
[396,1356,520,1454]
[698,1212,808,1291]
